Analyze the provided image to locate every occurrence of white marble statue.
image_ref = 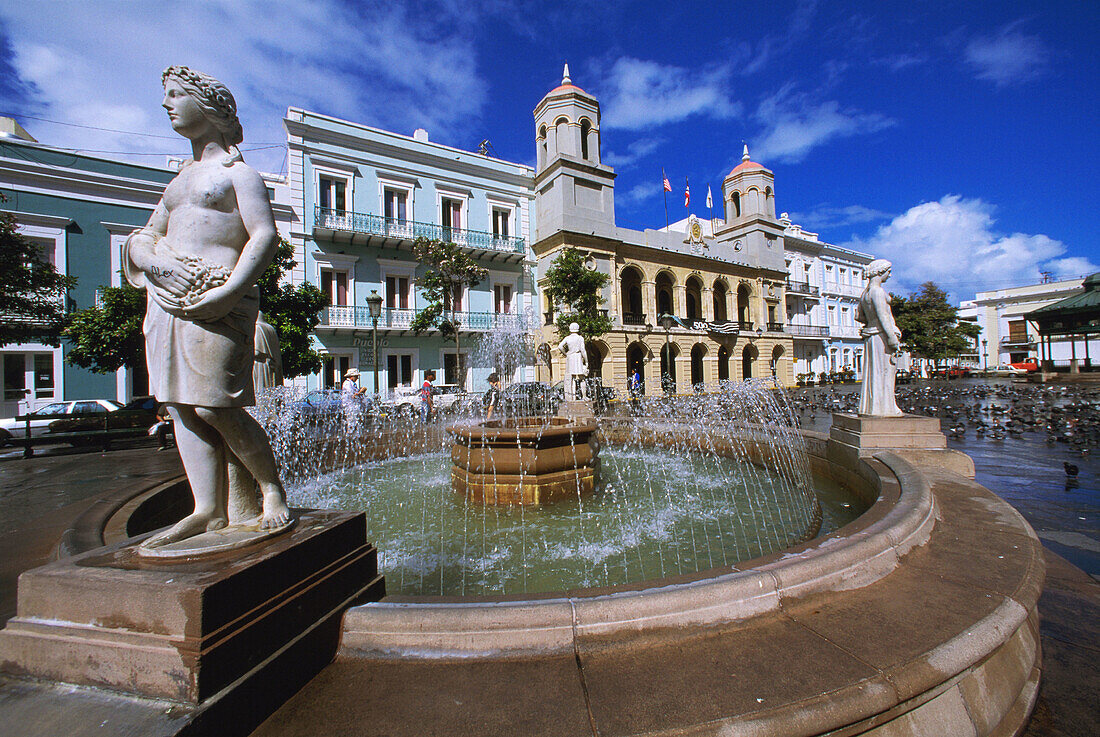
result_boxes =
[855,259,903,416]
[558,322,588,400]
[124,66,291,548]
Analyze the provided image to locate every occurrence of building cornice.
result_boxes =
[285,114,534,186]
[0,156,165,209]
[3,209,72,229]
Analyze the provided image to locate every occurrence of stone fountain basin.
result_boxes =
[92,426,1043,737]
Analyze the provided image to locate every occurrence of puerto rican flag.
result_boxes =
[684,178,690,208]
[662,169,672,192]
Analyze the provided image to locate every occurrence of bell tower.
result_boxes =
[533,65,616,242]
[722,144,777,225]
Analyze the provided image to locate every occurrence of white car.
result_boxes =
[381,384,465,417]
[0,399,122,445]
[984,364,1027,377]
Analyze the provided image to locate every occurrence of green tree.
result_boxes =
[543,247,612,341]
[65,236,326,379]
[258,238,326,379]
[0,204,78,347]
[65,283,146,373]
[409,236,488,379]
[890,282,980,366]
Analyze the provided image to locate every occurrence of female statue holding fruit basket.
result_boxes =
[123,66,290,549]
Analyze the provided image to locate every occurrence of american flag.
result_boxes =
[684,178,690,208]
[662,169,672,192]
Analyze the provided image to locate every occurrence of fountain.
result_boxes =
[3,377,1045,737]
[448,417,599,505]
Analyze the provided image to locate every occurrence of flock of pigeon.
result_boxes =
[790,381,1099,475]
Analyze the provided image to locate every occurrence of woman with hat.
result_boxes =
[342,368,367,433]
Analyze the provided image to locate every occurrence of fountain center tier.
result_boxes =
[448,417,599,505]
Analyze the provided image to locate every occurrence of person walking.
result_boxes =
[342,368,367,434]
[483,372,502,420]
[628,368,643,416]
[420,370,436,424]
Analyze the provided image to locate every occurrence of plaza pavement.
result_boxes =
[0,440,1095,736]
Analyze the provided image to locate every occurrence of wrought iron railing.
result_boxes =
[785,280,820,296]
[788,324,829,337]
[314,206,525,254]
[736,321,755,331]
[319,305,525,331]
[622,312,647,326]
[767,322,785,332]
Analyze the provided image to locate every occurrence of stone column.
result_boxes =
[702,287,714,321]
[674,284,687,319]
[642,280,656,324]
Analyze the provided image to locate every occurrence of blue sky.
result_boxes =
[0,0,1096,301]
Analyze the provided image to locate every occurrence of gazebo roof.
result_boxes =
[1026,272,1100,320]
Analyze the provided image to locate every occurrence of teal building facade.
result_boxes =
[284,109,536,394]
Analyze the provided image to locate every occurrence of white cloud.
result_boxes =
[752,85,893,163]
[787,204,893,231]
[845,195,1097,300]
[603,136,664,169]
[965,22,1051,87]
[0,1,488,173]
[618,182,662,207]
[874,53,929,72]
[596,57,741,130]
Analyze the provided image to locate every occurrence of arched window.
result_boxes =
[580,119,591,160]
[737,284,751,325]
[729,191,741,220]
[685,276,703,321]
[742,345,757,379]
[712,280,728,321]
[765,187,774,217]
[538,124,547,167]
[717,346,730,381]
[656,271,675,317]
[691,344,706,387]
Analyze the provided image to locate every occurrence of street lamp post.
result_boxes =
[982,338,988,371]
[366,290,383,394]
[658,313,675,394]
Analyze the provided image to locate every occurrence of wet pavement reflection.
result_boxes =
[793,378,1100,577]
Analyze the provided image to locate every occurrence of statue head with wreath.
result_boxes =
[161,65,243,163]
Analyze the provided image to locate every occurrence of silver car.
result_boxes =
[0,399,122,446]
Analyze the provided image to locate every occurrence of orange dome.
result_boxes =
[728,159,765,176]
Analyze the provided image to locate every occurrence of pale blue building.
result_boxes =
[284,109,535,393]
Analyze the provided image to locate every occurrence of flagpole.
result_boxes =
[662,168,669,229]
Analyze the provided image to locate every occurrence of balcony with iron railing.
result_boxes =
[787,324,830,338]
[785,279,821,297]
[314,206,525,257]
[318,305,526,332]
[767,322,785,333]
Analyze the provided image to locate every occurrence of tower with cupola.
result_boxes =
[532,65,617,242]
[722,144,777,225]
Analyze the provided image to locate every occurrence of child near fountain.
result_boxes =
[483,373,501,420]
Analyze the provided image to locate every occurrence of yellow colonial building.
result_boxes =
[531,70,794,393]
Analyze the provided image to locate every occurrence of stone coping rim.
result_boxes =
[447,418,597,443]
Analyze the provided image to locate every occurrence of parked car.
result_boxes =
[983,364,1027,377]
[931,366,972,379]
[287,389,348,428]
[0,399,123,446]
[49,395,160,435]
[500,381,563,416]
[1009,360,1040,373]
[895,370,914,385]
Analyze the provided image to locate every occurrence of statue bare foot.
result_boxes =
[143,512,228,548]
[260,486,291,530]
